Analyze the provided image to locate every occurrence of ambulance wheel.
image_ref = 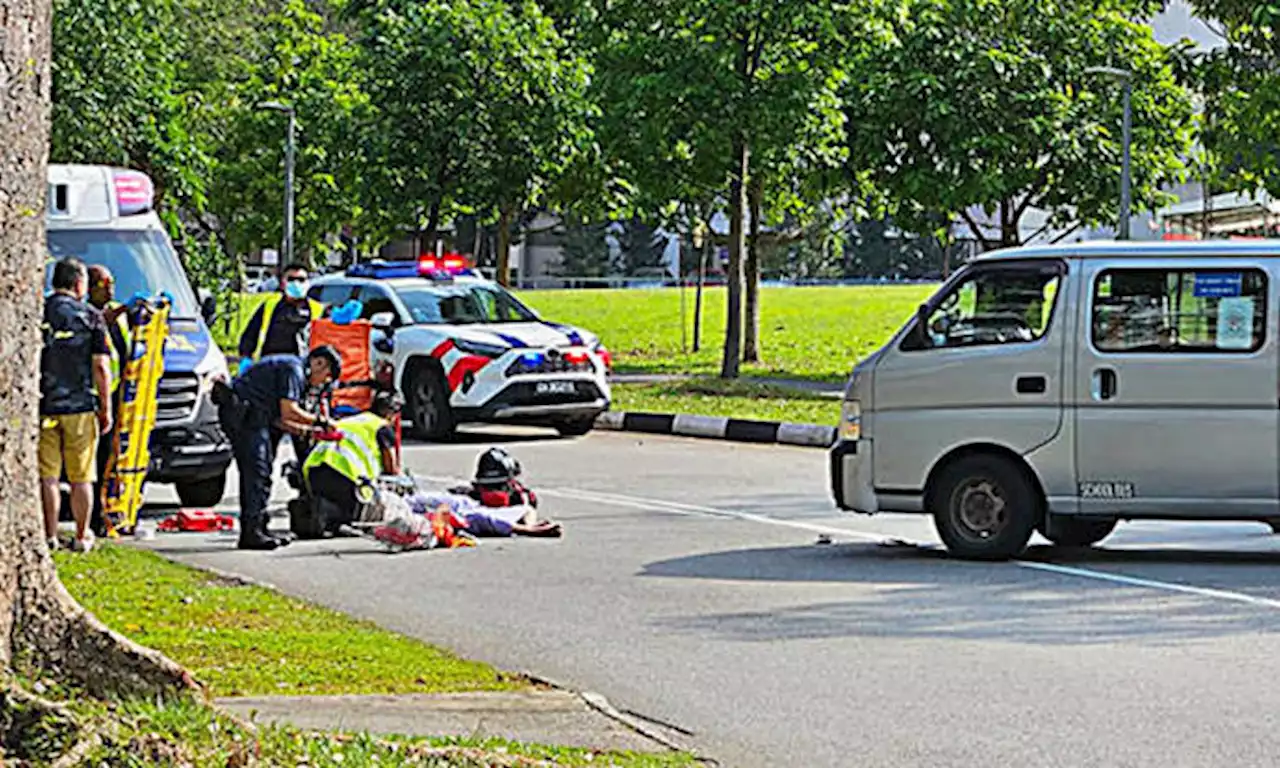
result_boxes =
[176,473,226,508]
[406,361,455,442]
[555,417,595,437]
[930,454,1039,561]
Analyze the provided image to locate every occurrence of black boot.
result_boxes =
[260,516,295,545]
[238,515,281,550]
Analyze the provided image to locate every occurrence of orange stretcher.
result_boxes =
[309,317,402,463]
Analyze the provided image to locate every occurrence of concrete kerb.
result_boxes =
[593,410,836,449]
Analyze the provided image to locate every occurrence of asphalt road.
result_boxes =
[142,429,1280,768]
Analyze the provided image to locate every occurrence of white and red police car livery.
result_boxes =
[309,257,612,440]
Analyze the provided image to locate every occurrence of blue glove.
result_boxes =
[239,357,253,373]
[331,299,363,325]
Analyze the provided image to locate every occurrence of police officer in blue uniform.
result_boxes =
[214,346,341,550]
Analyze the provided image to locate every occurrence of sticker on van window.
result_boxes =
[1216,296,1255,350]
[1193,273,1243,298]
[1079,481,1135,499]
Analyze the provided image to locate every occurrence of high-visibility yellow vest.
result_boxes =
[252,294,324,359]
[104,301,130,390]
[303,412,386,485]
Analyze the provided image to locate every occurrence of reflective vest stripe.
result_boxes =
[253,295,324,359]
[303,413,385,484]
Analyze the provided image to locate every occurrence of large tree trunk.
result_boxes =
[496,205,514,287]
[719,137,748,379]
[743,176,763,364]
[0,0,197,703]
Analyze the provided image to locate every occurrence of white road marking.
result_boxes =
[1016,561,1280,610]
[525,483,1280,612]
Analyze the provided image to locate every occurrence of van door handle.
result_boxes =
[1092,368,1117,401]
[1016,375,1046,395]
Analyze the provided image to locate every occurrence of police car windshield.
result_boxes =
[397,284,537,325]
[45,229,200,318]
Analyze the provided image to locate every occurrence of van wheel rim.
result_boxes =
[952,479,1007,540]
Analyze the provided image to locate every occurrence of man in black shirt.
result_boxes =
[215,347,341,550]
[237,262,323,363]
[39,258,112,553]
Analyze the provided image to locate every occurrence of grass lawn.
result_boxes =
[612,378,841,425]
[75,699,698,767]
[519,284,935,383]
[209,292,269,353]
[53,545,516,698]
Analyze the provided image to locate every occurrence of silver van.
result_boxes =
[830,241,1280,559]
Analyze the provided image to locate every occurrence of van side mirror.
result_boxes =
[908,303,931,349]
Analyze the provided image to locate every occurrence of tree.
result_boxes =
[591,0,872,377]
[556,215,612,278]
[1189,2,1280,203]
[353,0,592,284]
[204,0,368,265]
[0,0,196,741]
[616,217,670,276]
[846,0,1195,249]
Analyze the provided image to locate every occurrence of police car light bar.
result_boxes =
[112,170,154,216]
[345,255,482,281]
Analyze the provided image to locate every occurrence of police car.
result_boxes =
[309,257,612,440]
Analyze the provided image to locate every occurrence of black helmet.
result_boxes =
[474,447,521,486]
[307,344,342,381]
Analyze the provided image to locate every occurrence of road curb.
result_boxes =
[594,410,835,448]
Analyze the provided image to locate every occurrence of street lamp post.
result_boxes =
[1086,66,1134,240]
[258,101,296,265]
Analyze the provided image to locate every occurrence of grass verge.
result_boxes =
[519,284,933,382]
[83,699,699,767]
[611,378,840,425]
[53,545,517,698]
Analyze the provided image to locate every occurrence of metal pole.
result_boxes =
[1119,77,1132,240]
[284,108,297,265]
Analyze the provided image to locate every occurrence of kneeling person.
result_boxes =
[302,392,401,533]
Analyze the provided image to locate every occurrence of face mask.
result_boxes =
[285,280,309,300]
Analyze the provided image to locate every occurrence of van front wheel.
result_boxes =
[1038,516,1117,548]
[931,455,1039,561]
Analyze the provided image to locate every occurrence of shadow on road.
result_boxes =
[641,541,1280,646]
[403,427,565,447]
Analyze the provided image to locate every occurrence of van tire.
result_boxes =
[1038,516,1117,548]
[930,454,1039,561]
[176,473,226,508]
[406,361,455,442]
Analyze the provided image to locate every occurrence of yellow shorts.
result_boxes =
[39,412,99,484]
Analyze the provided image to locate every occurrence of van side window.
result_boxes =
[1092,268,1267,354]
[905,263,1063,351]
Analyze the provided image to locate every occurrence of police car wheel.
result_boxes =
[931,454,1039,561]
[406,362,455,442]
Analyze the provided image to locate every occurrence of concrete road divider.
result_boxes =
[593,410,836,449]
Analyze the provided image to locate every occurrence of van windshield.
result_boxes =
[45,229,200,318]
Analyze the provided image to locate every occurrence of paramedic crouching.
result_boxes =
[213,347,341,550]
[302,391,402,534]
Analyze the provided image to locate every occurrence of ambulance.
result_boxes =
[831,240,1280,560]
[44,165,231,507]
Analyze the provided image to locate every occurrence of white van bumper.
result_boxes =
[830,439,878,514]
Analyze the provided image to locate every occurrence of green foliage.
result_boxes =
[206,0,369,264]
[846,0,1195,246]
[353,0,594,244]
[1192,1,1280,201]
[616,217,670,276]
[556,215,613,277]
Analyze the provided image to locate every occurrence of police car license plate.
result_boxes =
[535,381,576,395]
